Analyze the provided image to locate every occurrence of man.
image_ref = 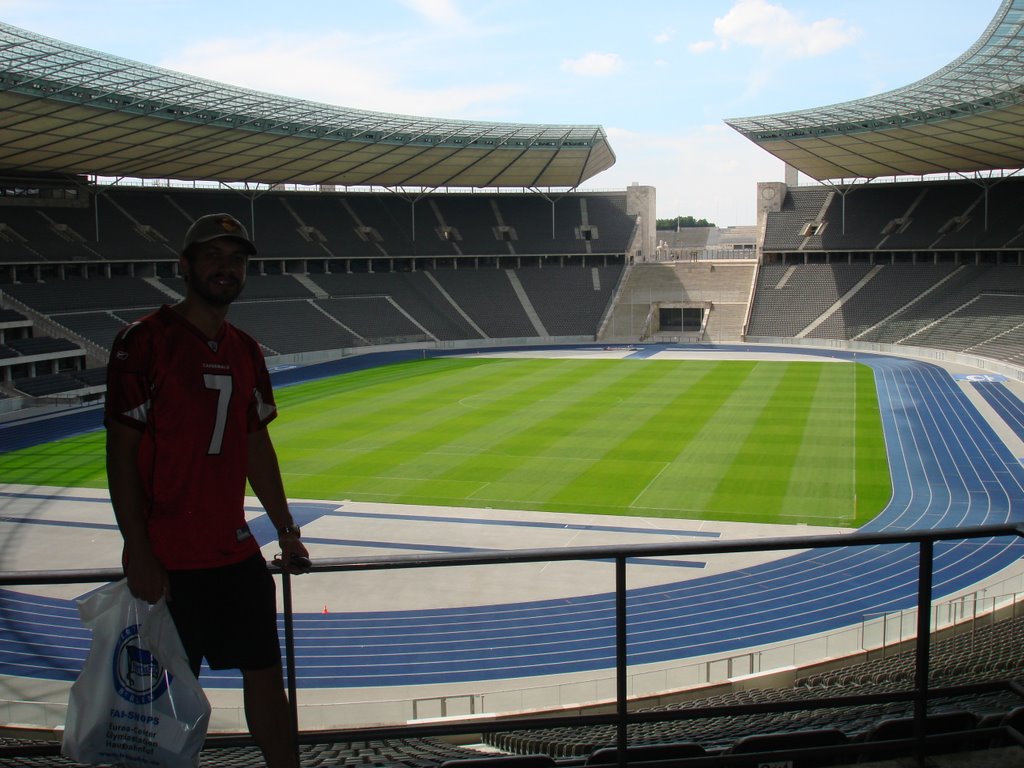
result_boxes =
[105,213,309,768]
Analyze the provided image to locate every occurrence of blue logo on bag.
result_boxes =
[112,624,169,705]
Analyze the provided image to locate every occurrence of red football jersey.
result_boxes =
[105,305,277,570]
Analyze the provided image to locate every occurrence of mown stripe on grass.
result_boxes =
[279,359,557,498]
[547,362,745,515]
[781,363,858,525]
[855,364,893,516]
[286,360,622,501]
[0,430,107,489]
[420,359,665,507]
[631,361,793,519]
[706,363,858,524]
[0,357,890,526]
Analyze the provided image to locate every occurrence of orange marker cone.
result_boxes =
[322,604,329,615]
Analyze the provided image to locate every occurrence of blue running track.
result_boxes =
[972,380,1024,447]
[1,347,1023,689]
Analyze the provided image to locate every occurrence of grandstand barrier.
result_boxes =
[1,522,1022,762]
[18,330,1022,420]
[413,694,479,721]
[262,337,603,369]
[745,337,1024,383]
[610,564,1024,710]
[0,337,602,415]
[863,590,1024,658]
[259,337,603,374]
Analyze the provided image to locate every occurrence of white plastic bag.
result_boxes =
[61,579,211,768]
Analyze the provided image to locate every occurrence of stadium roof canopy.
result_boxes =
[0,23,615,189]
[725,0,1024,181]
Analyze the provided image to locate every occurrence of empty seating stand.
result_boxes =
[856,711,981,762]
[762,187,831,252]
[194,736,500,768]
[317,296,429,344]
[516,265,623,337]
[12,372,84,396]
[6,337,80,356]
[586,742,706,764]
[747,263,872,338]
[51,311,133,349]
[227,301,361,354]
[806,263,957,341]
[724,728,848,767]
[482,614,1024,762]
[441,755,555,768]
[310,272,482,342]
[4,277,171,314]
[430,268,536,339]
[763,177,1024,258]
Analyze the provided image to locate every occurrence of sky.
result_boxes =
[0,0,1002,226]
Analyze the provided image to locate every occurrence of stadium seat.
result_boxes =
[858,711,980,760]
[585,742,706,764]
[440,754,556,768]
[723,728,849,767]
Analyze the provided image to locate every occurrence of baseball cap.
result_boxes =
[182,213,257,255]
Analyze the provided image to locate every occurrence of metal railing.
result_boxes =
[2,522,1023,764]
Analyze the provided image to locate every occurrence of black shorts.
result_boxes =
[166,553,280,677]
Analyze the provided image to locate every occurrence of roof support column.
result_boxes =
[389,187,434,247]
[529,187,568,240]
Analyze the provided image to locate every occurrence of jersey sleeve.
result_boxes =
[104,321,153,431]
[247,339,277,432]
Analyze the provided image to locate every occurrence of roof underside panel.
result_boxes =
[0,24,616,188]
[725,0,1024,180]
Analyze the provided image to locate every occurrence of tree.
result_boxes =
[656,215,715,230]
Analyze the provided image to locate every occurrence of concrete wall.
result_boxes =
[626,183,656,262]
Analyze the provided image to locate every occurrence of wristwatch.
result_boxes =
[278,524,301,538]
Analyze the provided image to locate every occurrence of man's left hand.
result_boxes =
[275,533,311,574]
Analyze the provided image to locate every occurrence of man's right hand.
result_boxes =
[125,547,169,604]
[107,421,167,603]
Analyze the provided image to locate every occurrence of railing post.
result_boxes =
[281,570,300,764]
[914,539,934,752]
[615,556,628,768]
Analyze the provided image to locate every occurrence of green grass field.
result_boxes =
[0,357,890,527]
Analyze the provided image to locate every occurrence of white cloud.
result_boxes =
[654,29,673,45]
[597,124,784,226]
[561,52,624,77]
[400,0,470,29]
[688,40,716,55]
[713,0,860,58]
[161,32,523,120]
